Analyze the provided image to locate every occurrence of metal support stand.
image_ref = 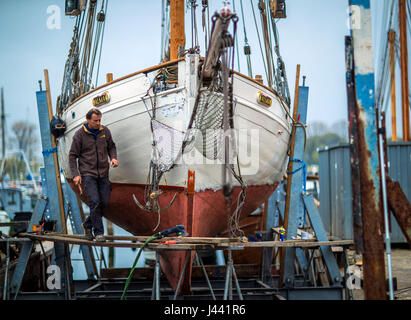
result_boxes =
[173,251,191,300]
[262,79,344,298]
[152,252,161,300]
[2,239,10,300]
[223,249,243,300]
[195,252,216,300]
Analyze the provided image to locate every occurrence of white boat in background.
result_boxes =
[56,0,292,292]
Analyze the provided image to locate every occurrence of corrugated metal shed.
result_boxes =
[318,142,411,243]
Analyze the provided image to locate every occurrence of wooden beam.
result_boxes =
[386,176,411,246]
[283,64,301,232]
[106,73,113,83]
[399,0,410,141]
[279,64,300,286]
[18,232,352,250]
[43,69,67,235]
[388,30,397,142]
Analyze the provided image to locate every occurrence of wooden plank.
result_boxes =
[19,233,217,250]
[18,233,353,250]
[386,176,411,246]
[43,232,243,244]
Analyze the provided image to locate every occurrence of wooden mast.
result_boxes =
[399,0,410,141]
[170,0,185,60]
[388,30,397,142]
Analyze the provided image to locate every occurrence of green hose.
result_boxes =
[120,235,158,300]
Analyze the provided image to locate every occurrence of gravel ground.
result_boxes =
[348,246,411,300]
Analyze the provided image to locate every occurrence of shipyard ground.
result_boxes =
[349,245,411,300]
[8,244,411,301]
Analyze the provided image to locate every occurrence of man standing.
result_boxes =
[69,108,118,241]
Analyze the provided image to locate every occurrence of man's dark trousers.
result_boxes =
[82,176,111,236]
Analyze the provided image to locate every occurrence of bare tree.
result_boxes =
[330,119,349,142]
[306,121,329,137]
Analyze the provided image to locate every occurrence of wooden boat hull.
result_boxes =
[61,55,291,291]
[69,180,278,290]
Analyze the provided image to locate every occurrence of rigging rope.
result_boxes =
[202,0,211,52]
[239,0,253,78]
[250,0,269,83]
[232,0,241,72]
[188,0,200,53]
[57,0,109,113]
[94,0,108,87]
[376,0,397,113]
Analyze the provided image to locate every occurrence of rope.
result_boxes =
[239,0,253,78]
[250,0,269,82]
[202,0,210,52]
[188,0,200,52]
[269,12,290,104]
[94,0,108,87]
[287,158,307,193]
[232,0,241,72]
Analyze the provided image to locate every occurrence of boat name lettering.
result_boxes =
[92,91,110,107]
[257,91,272,107]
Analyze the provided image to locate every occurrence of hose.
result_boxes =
[120,234,158,300]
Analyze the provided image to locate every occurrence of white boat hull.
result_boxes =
[58,55,291,193]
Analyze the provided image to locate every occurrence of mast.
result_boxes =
[399,0,410,141]
[258,1,273,88]
[170,0,185,60]
[388,30,397,142]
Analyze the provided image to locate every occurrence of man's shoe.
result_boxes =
[95,234,106,242]
[82,223,94,241]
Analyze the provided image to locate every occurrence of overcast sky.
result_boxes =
[0,0,408,151]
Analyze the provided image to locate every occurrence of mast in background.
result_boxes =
[170,0,185,60]
[399,0,410,141]
[388,30,397,142]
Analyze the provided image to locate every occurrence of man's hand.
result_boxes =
[73,175,82,186]
[110,158,119,168]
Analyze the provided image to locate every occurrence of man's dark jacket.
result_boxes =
[69,123,117,178]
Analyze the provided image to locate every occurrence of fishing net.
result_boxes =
[151,119,185,173]
[185,89,237,163]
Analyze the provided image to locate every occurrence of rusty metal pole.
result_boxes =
[345,36,364,254]
[399,0,410,141]
[348,0,387,300]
